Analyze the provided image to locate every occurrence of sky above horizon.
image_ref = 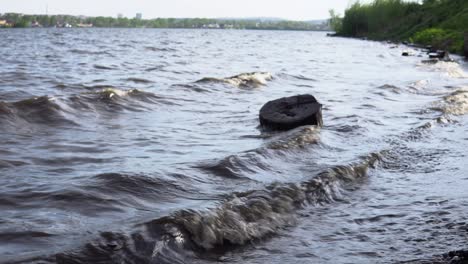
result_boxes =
[0,0,352,20]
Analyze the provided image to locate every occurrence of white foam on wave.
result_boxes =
[434,61,468,78]
[99,88,137,98]
[268,126,321,150]
[441,88,468,115]
[197,72,273,87]
[409,79,429,90]
[430,87,468,116]
[418,61,468,78]
[225,72,273,87]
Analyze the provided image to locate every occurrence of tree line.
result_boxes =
[329,0,468,54]
[0,13,330,31]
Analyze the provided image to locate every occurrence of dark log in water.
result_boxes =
[259,94,323,131]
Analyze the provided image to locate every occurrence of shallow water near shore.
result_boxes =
[0,28,467,263]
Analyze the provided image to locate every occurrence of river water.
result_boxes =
[0,29,467,264]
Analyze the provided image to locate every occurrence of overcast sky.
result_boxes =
[0,0,352,20]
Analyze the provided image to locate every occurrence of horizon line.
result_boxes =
[0,11,330,22]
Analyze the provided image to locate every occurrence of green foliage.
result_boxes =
[329,9,343,33]
[413,28,464,53]
[340,0,419,37]
[338,0,468,54]
[13,18,30,28]
[413,28,447,44]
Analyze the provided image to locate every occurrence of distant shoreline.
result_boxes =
[0,27,330,32]
[0,13,331,31]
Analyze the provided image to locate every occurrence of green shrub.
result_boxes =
[413,28,463,53]
[413,28,447,44]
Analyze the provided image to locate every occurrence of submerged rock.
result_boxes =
[259,94,323,131]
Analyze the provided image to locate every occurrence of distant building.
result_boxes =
[31,21,42,27]
[135,13,142,20]
[220,24,234,29]
[0,20,12,27]
[203,23,220,29]
[117,13,123,19]
[77,23,93,28]
[55,22,72,28]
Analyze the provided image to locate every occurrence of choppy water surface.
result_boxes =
[1,28,467,264]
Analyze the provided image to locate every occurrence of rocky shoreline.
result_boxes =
[327,33,468,60]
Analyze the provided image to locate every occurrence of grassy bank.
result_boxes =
[332,0,468,54]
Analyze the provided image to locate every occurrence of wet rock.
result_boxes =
[259,94,323,131]
[421,59,439,64]
[444,249,468,264]
[429,50,449,60]
[402,51,411,56]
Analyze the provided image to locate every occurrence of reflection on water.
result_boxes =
[0,28,467,263]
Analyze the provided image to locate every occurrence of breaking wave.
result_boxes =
[0,88,164,129]
[43,153,381,264]
[431,87,468,116]
[418,60,468,78]
[196,72,273,88]
[0,96,77,127]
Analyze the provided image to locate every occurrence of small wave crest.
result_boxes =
[124,77,154,84]
[198,126,321,180]
[0,88,165,129]
[0,96,77,128]
[418,60,468,78]
[377,84,402,94]
[431,87,468,116]
[94,64,117,70]
[196,72,273,88]
[145,46,177,52]
[73,88,169,112]
[266,126,321,150]
[69,49,112,56]
[86,173,197,204]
